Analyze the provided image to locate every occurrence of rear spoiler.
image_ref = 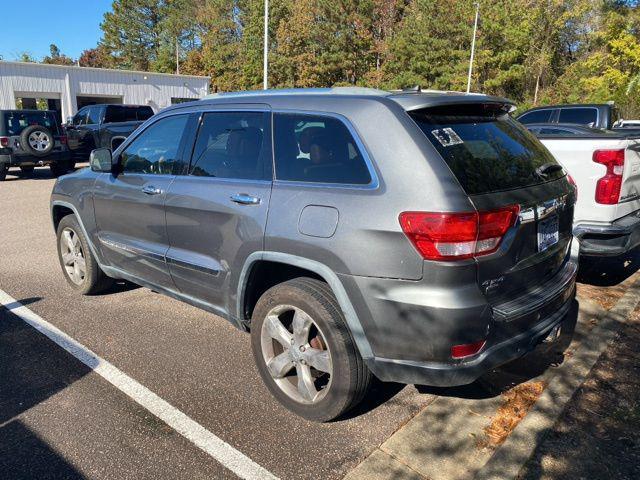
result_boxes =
[390,94,516,114]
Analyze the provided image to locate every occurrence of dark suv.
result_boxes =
[0,109,72,180]
[50,88,577,421]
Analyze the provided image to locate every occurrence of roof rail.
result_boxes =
[202,87,389,100]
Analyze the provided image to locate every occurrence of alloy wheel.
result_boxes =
[260,304,333,404]
[60,227,86,285]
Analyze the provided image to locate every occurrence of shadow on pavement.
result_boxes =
[0,301,90,479]
[0,420,85,480]
[578,246,640,286]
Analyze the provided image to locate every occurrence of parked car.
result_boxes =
[526,123,640,256]
[615,119,640,129]
[51,88,577,421]
[0,109,72,181]
[65,104,154,161]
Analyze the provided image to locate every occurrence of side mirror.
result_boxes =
[65,116,75,129]
[89,148,113,173]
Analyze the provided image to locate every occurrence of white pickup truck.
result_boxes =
[526,123,640,256]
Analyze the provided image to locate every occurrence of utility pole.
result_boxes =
[176,37,180,75]
[466,2,480,94]
[263,0,269,90]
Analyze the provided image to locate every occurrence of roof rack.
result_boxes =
[202,87,389,100]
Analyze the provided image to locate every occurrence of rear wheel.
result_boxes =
[0,164,6,181]
[251,278,371,422]
[56,214,113,294]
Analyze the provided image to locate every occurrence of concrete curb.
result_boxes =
[475,277,640,480]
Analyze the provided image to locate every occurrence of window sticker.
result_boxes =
[431,127,463,147]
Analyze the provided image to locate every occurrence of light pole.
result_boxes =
[263,0,269,90]
[466,2,480,94]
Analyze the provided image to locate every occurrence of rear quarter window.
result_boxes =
[558,108,598,126]
[409,104,564,195]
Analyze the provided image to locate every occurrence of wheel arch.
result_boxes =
[237,252,373,359]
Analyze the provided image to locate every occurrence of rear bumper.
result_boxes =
[352,258,577,387]
[574,210,640,256]
[0,150,70,167]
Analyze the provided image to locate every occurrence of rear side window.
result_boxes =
[558,108,597,126]
[517,109,553,124]
[4,111,59,136]
[105,106,152,123]
[409,104,564,195]
[273,113,371,185]
[189,111,269,180]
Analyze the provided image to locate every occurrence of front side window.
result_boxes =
[273,113,372,185]
[120,115,188,175]
[189,111,269,180]
[86,106,103,125]
[74,108,88,126]
[558,108,598,126]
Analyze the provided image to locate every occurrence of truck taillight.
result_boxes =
[0,137,8,147]
[593,149,625,205]
[399,205,520,261]
[59,135,67,144]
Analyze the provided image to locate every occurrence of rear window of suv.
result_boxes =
[4,111,59,136]
[409,104,564,195]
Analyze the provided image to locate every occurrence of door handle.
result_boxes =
[142,185,162,195]
[230,193,261,205]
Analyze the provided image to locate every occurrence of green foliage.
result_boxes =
[84,0,640,115]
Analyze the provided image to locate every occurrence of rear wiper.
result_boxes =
[535,163,563,177]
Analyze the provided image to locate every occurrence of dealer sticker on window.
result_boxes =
[431,128,463,147]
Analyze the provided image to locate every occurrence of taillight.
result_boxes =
[399,205,520,261]
[59,135,67,145]
[451,340,486,359]
[0,137,8,147]
[567,174,578,201]
[593,149,625,204]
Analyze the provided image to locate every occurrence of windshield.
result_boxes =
[409,104,565,195]
[4,111,59,136]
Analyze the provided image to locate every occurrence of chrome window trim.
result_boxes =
[271,109,380,190]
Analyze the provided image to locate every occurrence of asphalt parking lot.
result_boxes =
[2,167,639,480]
[0,167,433,479]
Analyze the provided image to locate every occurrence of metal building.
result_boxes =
[0,61,210,121]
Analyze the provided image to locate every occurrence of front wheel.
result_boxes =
[56,214,113,294]
[251,278,371,422]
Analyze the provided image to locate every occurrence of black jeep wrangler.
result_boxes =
[0,109,73,181]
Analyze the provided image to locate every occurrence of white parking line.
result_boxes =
[0,290,278,480]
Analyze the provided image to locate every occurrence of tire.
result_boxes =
[56,214,113,295]
[20,166,35,174]
[251,277,372,422]
[0,164,6,181]
[20,125,55,157]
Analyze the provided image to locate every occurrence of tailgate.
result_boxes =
[618,140,640,218]
[471,179,574,304]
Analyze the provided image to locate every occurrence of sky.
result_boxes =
[0,0,113,62]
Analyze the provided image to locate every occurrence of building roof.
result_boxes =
[0,60,210,81]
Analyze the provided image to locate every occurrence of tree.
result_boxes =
[101,0,166,71]
[78,46,113,68]
[42,44,75,66]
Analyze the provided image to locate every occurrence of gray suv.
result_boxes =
[51,88,577,421]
